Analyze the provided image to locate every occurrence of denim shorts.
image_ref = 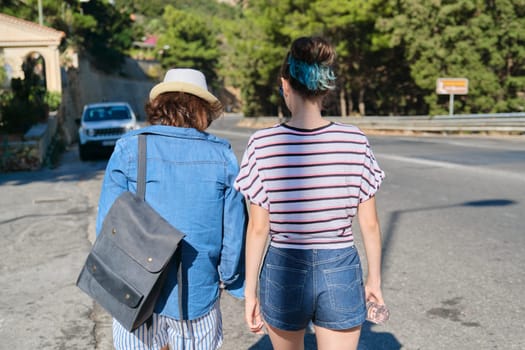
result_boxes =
[259,245,366,331]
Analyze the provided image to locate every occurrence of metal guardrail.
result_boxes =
[434,112,525,118]
[327,113,525,134]
[236,113,525,135]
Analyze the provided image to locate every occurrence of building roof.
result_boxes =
[0,13,65,47]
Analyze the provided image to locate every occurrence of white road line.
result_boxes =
[393,136,524,151]
[378,154,460,169]
[378,153,524,182]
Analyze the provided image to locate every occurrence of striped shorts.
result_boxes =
[112,300,223,350]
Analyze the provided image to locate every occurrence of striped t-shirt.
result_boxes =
[234,122,385,249]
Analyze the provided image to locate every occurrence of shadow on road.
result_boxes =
[381,197,517,266]
[359,322,402,350]
[0,146,109,186]
[247,322,401,349]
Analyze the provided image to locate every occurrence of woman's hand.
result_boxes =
[245,296,265,334]
[365,280,384,305]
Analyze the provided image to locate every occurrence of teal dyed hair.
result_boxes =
[288,56,336,92]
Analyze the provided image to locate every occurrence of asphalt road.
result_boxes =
[0,115,524,349]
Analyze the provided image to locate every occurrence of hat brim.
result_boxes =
[149,81,219,105]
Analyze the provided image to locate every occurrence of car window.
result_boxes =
[84,106,131,121]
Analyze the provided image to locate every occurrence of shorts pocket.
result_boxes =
[323,264,364,313]
[262,264,307,313]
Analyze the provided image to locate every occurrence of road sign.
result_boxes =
[436,78,469,95]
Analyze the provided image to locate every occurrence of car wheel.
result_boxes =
[79,144,90,161]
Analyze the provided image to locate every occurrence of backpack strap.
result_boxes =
[137,134,147,201]
[137,133,192,348]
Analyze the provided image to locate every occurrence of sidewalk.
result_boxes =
[0,149,104,349]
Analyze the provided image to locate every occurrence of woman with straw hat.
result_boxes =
[96,68,247,349]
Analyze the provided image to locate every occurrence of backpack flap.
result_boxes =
[100,191,185,273]
[84,252,143,308]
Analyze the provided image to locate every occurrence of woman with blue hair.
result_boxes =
[235,36,387,349]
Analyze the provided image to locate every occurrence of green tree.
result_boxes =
[278,0,394,116]
[71,0,134,73]
[0,56,7,88]
[156,6,221,89]
[378,0,525,115]
[225,0,298,116]
[227,0,422,116]
[0,0,134,74]
[0,0,70,34]
[0,0,33,19]
[114,0,239,19]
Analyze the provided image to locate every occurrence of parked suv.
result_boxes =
[77,102,138,160]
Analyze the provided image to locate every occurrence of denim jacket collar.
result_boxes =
[126,125,229,146]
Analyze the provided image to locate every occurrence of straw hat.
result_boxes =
[149,68,219,105]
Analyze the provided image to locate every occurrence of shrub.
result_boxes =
[0,58,50,134]
[0,78,46,134]
[44,91,62,111]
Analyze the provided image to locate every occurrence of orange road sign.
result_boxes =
[436,78,469,95]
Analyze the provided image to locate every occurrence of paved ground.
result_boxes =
[0,145,267,350]
[0,143,389,350]
[1,117,524,349]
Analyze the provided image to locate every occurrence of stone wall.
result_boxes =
[0,113,57,171]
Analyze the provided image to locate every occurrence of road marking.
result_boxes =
[379,154,459,169]
[379,154,524,182]
[33,198,68,204]
[393,136,524,151]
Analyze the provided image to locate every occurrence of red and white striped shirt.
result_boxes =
[234,122,384,249]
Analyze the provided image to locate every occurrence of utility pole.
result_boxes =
[38,0,43,25]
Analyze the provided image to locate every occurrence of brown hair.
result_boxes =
[280,36,336,99]
[145,92,223,131]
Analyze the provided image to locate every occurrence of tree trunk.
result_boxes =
[339,89,347,116]
[358,88,365,116]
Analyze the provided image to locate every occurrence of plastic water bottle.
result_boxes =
[366,302,390,325]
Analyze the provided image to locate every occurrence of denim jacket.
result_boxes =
[96,125,247,320]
